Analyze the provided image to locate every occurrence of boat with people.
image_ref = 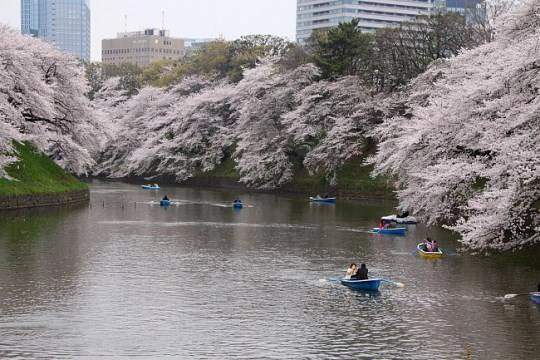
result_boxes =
[142,184,160,190]
[372,227,407,235]
[530,292,540,304]
[381,214,418,225]
[417,243,443,259]
[340,278,381,291]
[160,199,171,206]
[233,200,243,209]
[309,195,336,204]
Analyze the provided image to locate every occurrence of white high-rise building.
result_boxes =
[21,0,91,61]
[296,0,481,44]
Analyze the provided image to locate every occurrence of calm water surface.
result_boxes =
[0,181,538,359]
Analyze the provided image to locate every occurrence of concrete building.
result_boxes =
[101,29,185,67]
[21,0,91,61]
[296,0,481,44]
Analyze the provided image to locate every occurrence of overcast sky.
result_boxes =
[0,0,297,61]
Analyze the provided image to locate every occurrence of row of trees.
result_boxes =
[309,12,491,91]
[85,35,299,99]
[369,0,540,251]
[94,61,382,188]
[86,10,493,97]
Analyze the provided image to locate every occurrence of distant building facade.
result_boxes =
[21,0,91,61]
[101,29,185,67]
[296,0,483,44]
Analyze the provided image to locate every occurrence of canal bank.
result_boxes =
[107,157,395,201]
[0,141,89,210]
[0,189,89,210]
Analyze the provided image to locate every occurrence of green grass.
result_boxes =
[334,159,389,195]
[197,155,391,197]
[203,157,240,179]
[0,141,88,196]
[284,158,390,196]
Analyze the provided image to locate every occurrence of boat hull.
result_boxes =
[340,278,381,291]
[381,215,417,224]
[530,292,540,304]
[160,200,171,206]
[142,185,160,190]
[233,203,243,209]
[372,227,407,235]
[309,197,336,204]
[417,243,443,259]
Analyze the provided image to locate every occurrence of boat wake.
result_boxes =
[97,220,317,230]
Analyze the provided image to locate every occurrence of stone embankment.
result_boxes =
[0,189,89,210]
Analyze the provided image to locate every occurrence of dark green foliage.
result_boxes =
[84,62,103,100]
[306,13,486,91]
[309,19,374,79]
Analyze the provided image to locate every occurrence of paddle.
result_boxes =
[503,293,530,300]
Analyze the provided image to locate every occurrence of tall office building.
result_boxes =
[21,0,91,61]
[101,29,185,67]
[296,0,481,44]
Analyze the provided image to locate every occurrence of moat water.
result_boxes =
[0,181,538,359]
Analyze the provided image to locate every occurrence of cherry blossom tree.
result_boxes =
[369,0,540,251]
[0,25,101,175]
[93,59,383,188]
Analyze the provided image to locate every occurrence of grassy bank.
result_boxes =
[192,156,392,199]
[0,141,88,196]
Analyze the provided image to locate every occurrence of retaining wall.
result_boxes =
[0,189,89,210]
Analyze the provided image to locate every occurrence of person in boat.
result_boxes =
[345,263,357,279]
[424,237,433,252]
[379,219,393,229]
[352,264,368,280]
[233,198,242,204]
[397,211,409,218]
[431,240,439,252]
[162,195,169,201]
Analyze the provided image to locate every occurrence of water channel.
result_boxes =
[0,181,538,359]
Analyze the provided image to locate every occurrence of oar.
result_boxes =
[380,279,405,287]
[504,293,530,299]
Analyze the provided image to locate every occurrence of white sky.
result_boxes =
[0,0,297,61]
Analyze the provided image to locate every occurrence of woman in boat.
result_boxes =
[352,264,368,280]
[233,198,242,204]
[431,240,439,252]
[425,237,433,252]
[162,194,169,201]
[345,263,357,279]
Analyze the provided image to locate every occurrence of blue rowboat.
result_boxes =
[233,202,243,209]
[142,185,160,190]
[309,196,336,204]
[372,227,407,235]
[160,199,171,206]
[340,278,381,291]
[530,292,540,304]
